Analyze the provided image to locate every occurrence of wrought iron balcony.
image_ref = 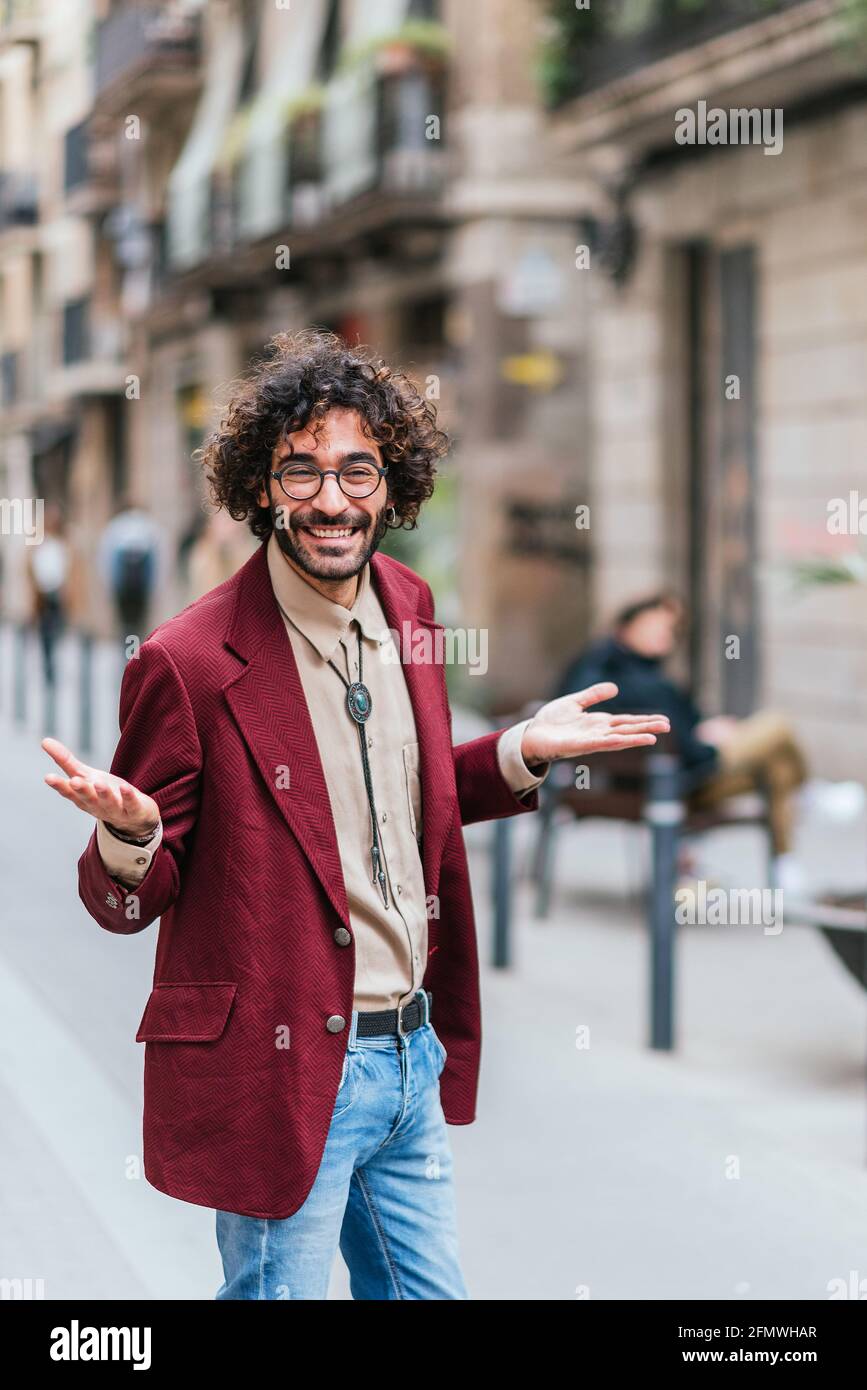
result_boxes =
[94,2,200,110]
[51,298,127,397]
[544,0,815,106]
[1,349,19,407]
[0,170,38,229]
[323,59,448,210]
[62,298,90,367]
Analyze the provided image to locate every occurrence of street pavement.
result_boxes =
[1,635,866,1301]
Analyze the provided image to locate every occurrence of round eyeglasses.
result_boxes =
[270,461,388,501]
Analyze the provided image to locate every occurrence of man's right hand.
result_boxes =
[42,736,160,836]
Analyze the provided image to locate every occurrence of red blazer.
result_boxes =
[78,541,538,1218]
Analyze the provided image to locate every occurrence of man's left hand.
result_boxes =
[521,682,670,766]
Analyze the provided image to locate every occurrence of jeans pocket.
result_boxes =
[429,1024,448,1076]
[332,1051,355,1117]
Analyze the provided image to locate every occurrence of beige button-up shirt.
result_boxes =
[97,532,547,1011]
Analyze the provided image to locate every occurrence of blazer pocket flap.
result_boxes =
[136,982,238,1042]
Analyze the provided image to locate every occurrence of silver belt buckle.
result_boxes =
[395,997,409,1037]
[396,990,428,1037]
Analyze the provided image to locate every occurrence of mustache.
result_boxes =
[287,509,371,530]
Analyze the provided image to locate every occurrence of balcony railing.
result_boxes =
[544,0,814,105]
[377,64,447,193]
[1,349,19,406]
[95,3,200,101]
[62,298,90,366]
[64,120,89,193]
[0,170,38,229]
[323,61,447,209]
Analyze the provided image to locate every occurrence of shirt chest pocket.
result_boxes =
[402,741,423,843]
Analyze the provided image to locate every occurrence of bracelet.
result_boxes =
[104,820,160,847]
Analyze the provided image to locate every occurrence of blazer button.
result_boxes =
[326,1014,346,1033]
[333,927,352,947]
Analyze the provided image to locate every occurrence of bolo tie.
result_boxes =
[326,623,390,909]
[277,602,389,909]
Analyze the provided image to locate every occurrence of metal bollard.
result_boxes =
[14,622,28,724]
[643,752,684,1050]
[79,631,93,755]
[491,815,512,968]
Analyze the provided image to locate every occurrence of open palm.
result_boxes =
[521,682,670,765]
[41,736,159,835]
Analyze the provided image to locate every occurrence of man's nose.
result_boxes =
[316,474,348,514]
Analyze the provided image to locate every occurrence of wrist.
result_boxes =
[103,819,160,845]
[520,722,544,770]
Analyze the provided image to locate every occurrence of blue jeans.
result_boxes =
[215,992,469,1299]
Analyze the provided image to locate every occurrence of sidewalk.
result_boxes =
[2,715,865,1300]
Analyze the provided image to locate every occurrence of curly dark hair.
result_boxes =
[198,328,448,541]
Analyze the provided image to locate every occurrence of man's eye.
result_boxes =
[284,467,318,480]
[344,467,377,480]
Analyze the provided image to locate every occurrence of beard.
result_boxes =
[270,498,390,582]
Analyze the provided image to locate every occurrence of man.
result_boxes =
[556,593,808,883]
[43,330,668,1300]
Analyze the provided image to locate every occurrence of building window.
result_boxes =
[317,0,342,81]
[63,298,91,365]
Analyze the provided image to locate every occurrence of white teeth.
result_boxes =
[307,528,355,538]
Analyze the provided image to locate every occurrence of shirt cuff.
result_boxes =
[96,817,163,885]
[497,720,551,795]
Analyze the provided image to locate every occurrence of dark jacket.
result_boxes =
[555,635,719,775]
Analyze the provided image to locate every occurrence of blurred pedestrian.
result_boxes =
[98,498,163,645]
[556,594,809,889]
[26,501,70,691]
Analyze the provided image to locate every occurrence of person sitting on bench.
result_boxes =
[554,593,809,890]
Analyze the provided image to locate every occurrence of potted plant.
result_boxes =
[341,19,452,78]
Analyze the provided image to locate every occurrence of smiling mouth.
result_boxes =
[301,526,362,541]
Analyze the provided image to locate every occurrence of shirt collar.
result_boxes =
[266,530,385,663]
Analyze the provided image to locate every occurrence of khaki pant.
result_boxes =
[689,710,808,855]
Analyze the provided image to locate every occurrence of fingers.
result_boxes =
[610,721,670,737]
[88,779,125,820]
[554,731,662,757]
[44,773,101,817]
[599,733,659,750]
[41,736,90,779]
[44,773,87,806]
[573,682,619,709]
[607,713,670,730]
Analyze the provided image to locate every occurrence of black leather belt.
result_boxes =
[356,989,432,1038]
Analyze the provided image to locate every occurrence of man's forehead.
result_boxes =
[279,409,379,454]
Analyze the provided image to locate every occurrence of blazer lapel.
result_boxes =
[222,545,350,928]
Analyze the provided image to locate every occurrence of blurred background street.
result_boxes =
[2,0,867,1301]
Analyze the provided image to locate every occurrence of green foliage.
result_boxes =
[791,553,867,589]
[339,19,453,74]
[281,83,326,125]
[537,0,857,107]
[839,0,867,47]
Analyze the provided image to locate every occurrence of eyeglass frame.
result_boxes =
[269,460,389,501]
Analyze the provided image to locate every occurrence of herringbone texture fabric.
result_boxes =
[78,542,538,1218]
